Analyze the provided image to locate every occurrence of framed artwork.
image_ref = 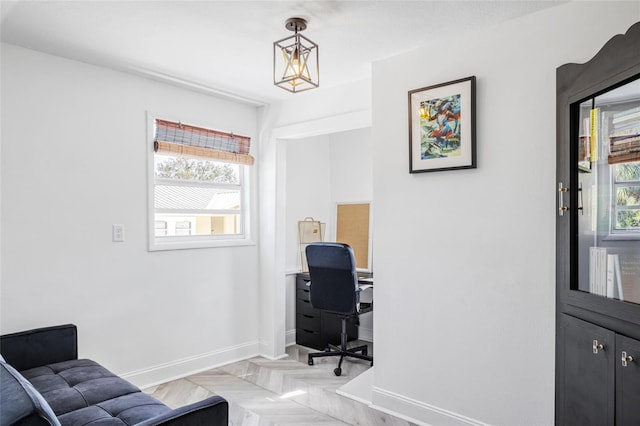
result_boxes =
[408,76,476,173]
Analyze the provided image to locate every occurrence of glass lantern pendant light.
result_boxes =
[273,17,319,93]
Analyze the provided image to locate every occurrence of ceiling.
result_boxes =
[1,1,565,105]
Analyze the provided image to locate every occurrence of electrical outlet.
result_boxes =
[112,224,125,242]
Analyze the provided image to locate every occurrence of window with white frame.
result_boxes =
[612,161,640,234]
[149,117,254,250]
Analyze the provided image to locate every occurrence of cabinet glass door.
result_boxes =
[574,78,640,304]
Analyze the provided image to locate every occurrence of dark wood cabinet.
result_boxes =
[558,315,640,426]
[557,315,615,426]
[556,22,640,426]
[616,334,640,425]
[295,273,358,350]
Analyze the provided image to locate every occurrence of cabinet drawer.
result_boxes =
[297,313,321,331]
[296,328,323,350]
[296,298,318,316]
[296,277,311,290]
[296,287,311,301]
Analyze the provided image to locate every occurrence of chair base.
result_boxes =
[307,317,373,376]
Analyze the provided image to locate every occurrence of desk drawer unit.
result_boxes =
[295,273,358,350]
[296,297,317,315]
[295,277,323,349]
[296,313,322,350]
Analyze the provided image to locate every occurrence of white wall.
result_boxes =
[371,3,640,425]
[0,44,261,387]
[262,79,372,135]
[329,129,373,211]
[285,138,332,273]
[284,128,373,343]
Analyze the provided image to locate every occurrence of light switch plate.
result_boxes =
[112,224,125,242]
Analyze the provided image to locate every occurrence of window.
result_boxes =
[155,221,168,236]
[612,161,640,233]
[175,220,192,236]
[148,116,254,250]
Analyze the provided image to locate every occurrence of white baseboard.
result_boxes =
[358,326,373,342]
[285,329,297,346]
[371,386,491,426]
[122,340,260,390]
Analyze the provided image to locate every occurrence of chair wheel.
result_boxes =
[334,367,341,376]
[308,358,314,366]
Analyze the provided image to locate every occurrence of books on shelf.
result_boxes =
[590,247,607,297]
[608,105,640,164]
[590,248,624,300]
[579,117,591,165]
[609,254,624,301]
[590,108,599,162]
[609,150,640,165]
[610,123,640,137]
[610,135,640,147]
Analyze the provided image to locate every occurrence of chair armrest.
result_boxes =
[358,302,373,314]
[356,285,373,314]
[136,395,228,426]
[0,324,78,371]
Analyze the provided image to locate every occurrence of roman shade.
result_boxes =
[154,119,254,166]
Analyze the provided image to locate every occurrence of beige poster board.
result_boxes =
[298,218,323,272]
[336,203,371,270]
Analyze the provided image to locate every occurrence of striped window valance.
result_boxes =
[154,119,254,166]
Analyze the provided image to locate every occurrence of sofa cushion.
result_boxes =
[0,361,60,426]
[57,393,171,426]
[21,359,171,426]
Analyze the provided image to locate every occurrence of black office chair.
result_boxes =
[305,242,373,376]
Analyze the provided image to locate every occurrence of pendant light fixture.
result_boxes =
[273,17,319,93]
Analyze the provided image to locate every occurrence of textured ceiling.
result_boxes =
[1,1,565,105]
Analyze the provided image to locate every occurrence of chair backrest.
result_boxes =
[306,242,358,315]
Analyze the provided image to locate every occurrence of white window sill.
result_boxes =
[603,233,640,241]
[148,237,256,251]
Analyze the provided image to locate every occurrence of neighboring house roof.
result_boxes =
[155,185,239,210]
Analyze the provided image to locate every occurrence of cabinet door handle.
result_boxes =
[593,340,604,354]
[558,182,569,216]
[577,182,584,215]
[621,351,634,367]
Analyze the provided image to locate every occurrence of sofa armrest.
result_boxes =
[135,395,228,426]
[0,324,78,371]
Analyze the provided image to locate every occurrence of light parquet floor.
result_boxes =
[144,343,417,426]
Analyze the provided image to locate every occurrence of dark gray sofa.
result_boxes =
[0,324,228,426]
